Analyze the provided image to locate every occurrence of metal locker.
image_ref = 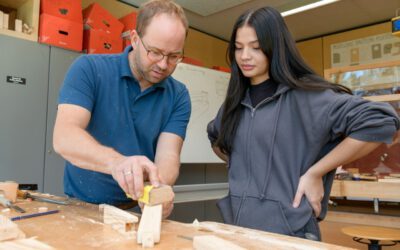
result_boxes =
[43,47,80,196]
[0,34,50,191]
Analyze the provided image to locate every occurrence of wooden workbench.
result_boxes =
[330,180,400,199]
[0,198,355,249]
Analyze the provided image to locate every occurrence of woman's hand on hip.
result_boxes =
[292,170,324,217]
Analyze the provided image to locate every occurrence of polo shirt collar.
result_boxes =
[120,45,166,89]
[120,45,134,78]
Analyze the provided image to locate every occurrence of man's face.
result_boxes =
[132,13,186,85]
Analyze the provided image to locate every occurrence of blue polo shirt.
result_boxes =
[58,46,191,205]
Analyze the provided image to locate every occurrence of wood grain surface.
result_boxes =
[0,197,355,249]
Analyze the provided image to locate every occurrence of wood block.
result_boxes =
[193,235,247,250]
[0,11,3,30]
[101,204,138,235]
[3,14,9,29]
[142,185,174,206]
[137,204,162,245]
[0,215,25,242]
[359,174,377,181]
[0,238,54,249]
[141,231,154,248]
[15,19,22,32]
[0,181,18,202]
[378,178,400,183]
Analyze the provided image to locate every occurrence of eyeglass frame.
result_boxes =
[138,36,184,65]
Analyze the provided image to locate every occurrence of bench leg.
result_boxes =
[368,240,381,250]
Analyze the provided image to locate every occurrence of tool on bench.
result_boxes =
[11,209,59,221]
[0,191,26,213]
[17,190,70,205]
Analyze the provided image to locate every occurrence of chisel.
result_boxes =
[0,193,26,213]
[17,190,69,205]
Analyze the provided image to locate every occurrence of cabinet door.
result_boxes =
[43,47,80,196]
[0,35,49,190]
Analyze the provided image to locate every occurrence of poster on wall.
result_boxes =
[331,33,400,67]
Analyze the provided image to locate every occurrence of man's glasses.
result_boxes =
[138,36,184,65]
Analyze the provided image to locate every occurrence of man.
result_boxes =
[53,0,191,218]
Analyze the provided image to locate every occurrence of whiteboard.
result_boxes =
[172,63,230,163]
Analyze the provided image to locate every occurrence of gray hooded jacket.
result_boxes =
[207,84,399,236]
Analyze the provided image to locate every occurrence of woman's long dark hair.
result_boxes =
[215,6,352,155]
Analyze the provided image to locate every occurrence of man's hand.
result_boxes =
[110,155,160,199]
[292,171,324,217]
[138,199,174,219]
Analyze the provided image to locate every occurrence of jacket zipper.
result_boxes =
[234,102,254,224]
[236,95,277,224]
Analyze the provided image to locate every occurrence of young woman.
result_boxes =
[207,6,399,240]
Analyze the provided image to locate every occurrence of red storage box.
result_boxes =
[83,3,123,36]
[39,13,83,52]
[182,57,204,67]
[119,11,137,39]
[212,66,231,73]
[83,29,123,54]
[40,0,82,22]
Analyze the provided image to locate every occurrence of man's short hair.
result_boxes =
[137,0,189,37]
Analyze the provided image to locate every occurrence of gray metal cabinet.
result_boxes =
[43,47,80,196]
[0,35,50,190]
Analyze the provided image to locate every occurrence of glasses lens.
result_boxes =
[168,54,184,64]
[148,51,163,62]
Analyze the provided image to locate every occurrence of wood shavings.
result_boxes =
[38,207,48,213]
[192,219,200,227]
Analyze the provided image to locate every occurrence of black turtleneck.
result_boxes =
[249,78,278,107]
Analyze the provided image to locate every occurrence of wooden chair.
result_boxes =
[342,226,400,250]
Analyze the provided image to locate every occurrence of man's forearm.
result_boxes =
[155,154,180,186]
[307,137,381,178]
[53,125,123,174]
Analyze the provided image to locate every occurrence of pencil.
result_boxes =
[10,209,60,221]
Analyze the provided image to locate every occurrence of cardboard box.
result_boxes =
[39,13,83,52]
[83,29,123,54]
[83,3,123,36]
[119,11,136,38]
[40,0,82,22]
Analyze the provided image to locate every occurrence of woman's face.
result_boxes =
[234,25,269,85]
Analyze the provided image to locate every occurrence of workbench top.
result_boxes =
[331,180,400,200]
[2,197,354,249]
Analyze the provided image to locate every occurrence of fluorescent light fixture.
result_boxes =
[281,0,340,17]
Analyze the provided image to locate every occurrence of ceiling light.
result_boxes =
[281,0,340,17]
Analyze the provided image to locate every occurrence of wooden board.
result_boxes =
[330,180,400,200]
[0,197,355,249]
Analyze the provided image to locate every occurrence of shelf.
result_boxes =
[324,61,400,99]
[0,0,39,42]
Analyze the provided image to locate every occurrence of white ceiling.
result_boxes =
[120,0,400,41]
